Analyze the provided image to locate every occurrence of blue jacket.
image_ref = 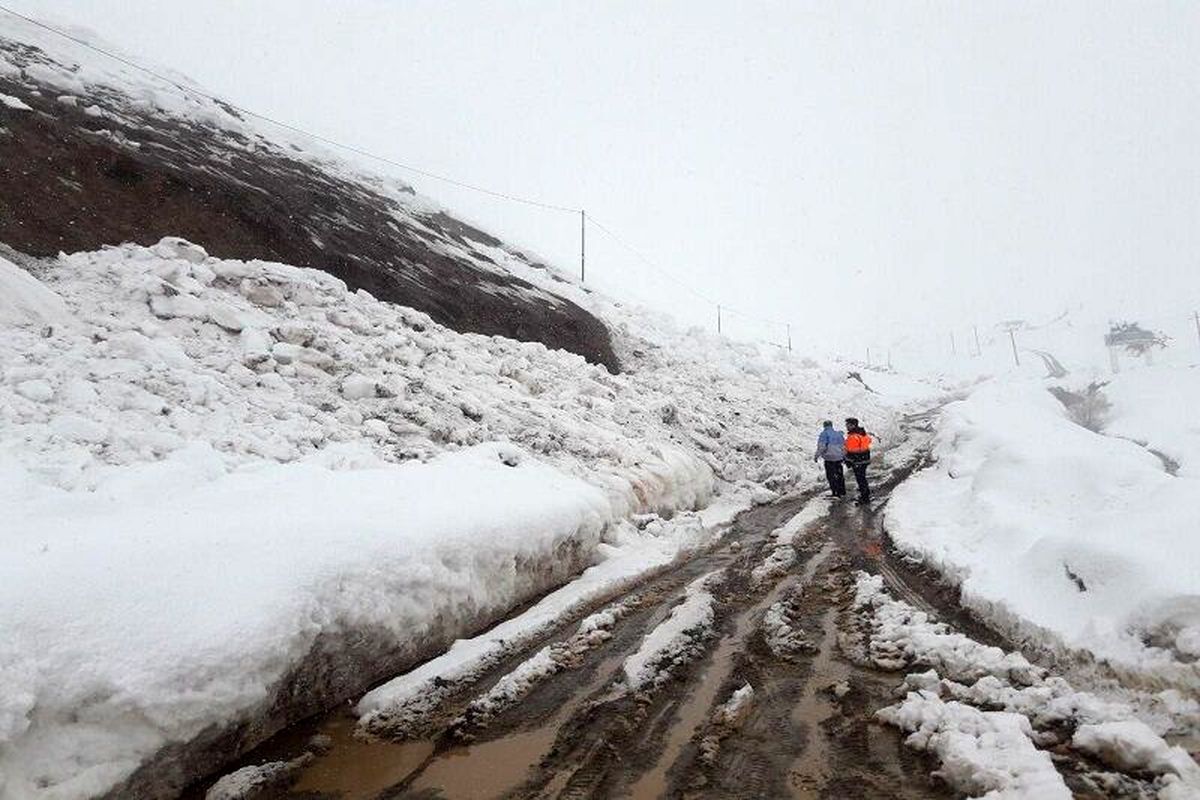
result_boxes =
[814,427,846,461]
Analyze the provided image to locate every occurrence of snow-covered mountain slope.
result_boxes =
[0,240,926,799]
[0,15,618,370]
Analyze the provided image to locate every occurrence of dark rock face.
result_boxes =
[0,36,619,372]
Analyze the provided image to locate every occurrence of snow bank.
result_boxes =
[885,377,1200,676]
[0,442,608,798]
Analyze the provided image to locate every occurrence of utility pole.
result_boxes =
[717,304,722,334]
[951,331,957,356]
[973,325,981,357]
[1194,310,1200,351]
[866,347,871,367]
[786,323,792,352]
[579,210,586,283]
[1008,329,1020,367]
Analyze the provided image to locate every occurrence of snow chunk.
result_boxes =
[151,236,209,264]
[1072,721,1200,786]
[878,691,1071,799]
[340,374,379,399]
[0,93,31,110]
[15,379,54,402]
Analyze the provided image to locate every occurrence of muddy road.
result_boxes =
[197,408,1161,799]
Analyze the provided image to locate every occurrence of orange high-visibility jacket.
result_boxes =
[845,432,872,454]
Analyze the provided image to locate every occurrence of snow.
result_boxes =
[0,442,609,798]
[454,599,636,729]
[878,692,1071,799]
[0,92,30,110]
[203,755,311,800]
[1072,721,1200,786]
[751,496,828,586]
[713,683,755,726]
[356,495,747,736]
[885,375,1200,677]
[0,46,921,783]
[0,255,73,329]
[856,573,1200,798]
[0,240,904,800]
[622,572,721,690]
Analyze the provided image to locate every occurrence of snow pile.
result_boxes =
[878,692,1071,799]
[698,683,756,765]
[885,376,1200,676]
[622,572,722,691]
[855,573,1200,799]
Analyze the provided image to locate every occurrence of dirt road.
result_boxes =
[197,409,1171,799]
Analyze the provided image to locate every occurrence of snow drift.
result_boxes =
[886,374,1200,682]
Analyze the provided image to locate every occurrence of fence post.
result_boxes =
[973,325,981,357]
[1194,310,1200,351]
[1008,329,1020,367]
[579,209,586,283]
[951,331,957,356]
[786,323,792,352]
[717,304,722,334]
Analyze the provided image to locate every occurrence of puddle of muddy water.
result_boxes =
[290,717,435,798]
[407,725,560,798]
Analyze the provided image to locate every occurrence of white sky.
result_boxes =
[11,1,1200,359]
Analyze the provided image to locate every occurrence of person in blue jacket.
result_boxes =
[813,420,846,497]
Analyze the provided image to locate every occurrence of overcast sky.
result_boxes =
[11,1,1200,358]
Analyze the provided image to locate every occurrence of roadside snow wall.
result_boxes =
[0,442,609,799]
[886,377,1200,684]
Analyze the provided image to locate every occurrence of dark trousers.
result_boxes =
[849,459,870,501]
[823,459,846,496]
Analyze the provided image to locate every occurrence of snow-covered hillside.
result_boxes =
[0,241,923,798]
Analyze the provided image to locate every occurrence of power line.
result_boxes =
[0,4,581,214]
[584,214,717,306]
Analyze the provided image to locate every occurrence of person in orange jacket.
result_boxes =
[844,417,872,504]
